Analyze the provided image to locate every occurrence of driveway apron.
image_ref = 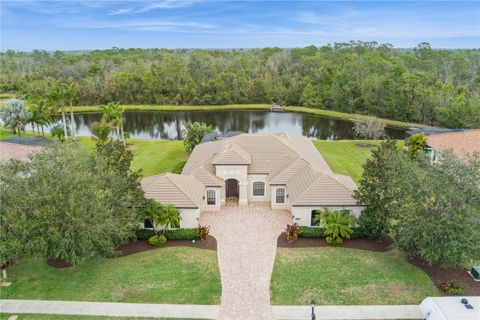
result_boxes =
[200,204,292,320]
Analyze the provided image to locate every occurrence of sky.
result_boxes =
[1,1,479,51]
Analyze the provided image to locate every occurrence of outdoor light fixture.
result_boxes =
[310,300,316,320]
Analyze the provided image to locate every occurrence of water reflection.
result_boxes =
[30,110,405,140]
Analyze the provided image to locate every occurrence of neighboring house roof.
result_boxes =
[406,128,468,138]
[0,141,44,162]
[426,129,480,163]
[141,173,204,208]
[211,143,252,165]
[200,131,242,144]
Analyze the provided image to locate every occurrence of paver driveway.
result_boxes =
[200,204,292,320]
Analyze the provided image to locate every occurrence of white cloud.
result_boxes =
[108,8,132,16]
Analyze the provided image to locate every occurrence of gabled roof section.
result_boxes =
[211,142,251,165]
[191,165,223,187]
[426,129,480,163]
[270,158,310,185]
[141,173,204,208]
[291,172,359,206]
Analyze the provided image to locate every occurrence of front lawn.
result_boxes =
[314,140,404,183]
[271,247,439,305]
[0,247,221,305]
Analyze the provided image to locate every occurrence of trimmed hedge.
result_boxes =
[299,226,367,239]
[136,228,199,241]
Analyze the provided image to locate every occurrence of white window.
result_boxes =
[275,188,285,204]
[207,190,216,205]
[252,181,265,196]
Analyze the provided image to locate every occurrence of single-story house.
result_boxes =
[141,132,365,228]
[425,129,480,163]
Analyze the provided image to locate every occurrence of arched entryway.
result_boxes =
[225,178,239,205]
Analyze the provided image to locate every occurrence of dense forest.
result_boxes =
[1,41,479,128]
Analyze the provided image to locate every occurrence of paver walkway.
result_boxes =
[199,204,292,320]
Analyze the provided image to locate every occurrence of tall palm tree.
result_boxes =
[63,81,78,140]
[100,102,125,145]
[47,84,68,141]
[158,204,181,233]
[28,100,50,136]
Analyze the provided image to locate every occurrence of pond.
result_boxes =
[33,110,406,140]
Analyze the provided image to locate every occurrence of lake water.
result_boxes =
[33,110,406,140]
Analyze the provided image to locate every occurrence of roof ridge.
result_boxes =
[271,156,309,182]
[166,173,201,207]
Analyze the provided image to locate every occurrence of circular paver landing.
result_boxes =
[200,204,292,320]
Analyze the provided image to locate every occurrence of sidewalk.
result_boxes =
[0,299,424,319]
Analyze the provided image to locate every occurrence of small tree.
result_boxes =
[181,121,213,152]
[91,121,112,144]
[50,124,65,142]
[406,132,427,159]
[321,208,354,244]
[0,99,32,136]
[144,199,163,236]
[353,116,385,146]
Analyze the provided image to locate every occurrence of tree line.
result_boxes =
[1,41,479,128]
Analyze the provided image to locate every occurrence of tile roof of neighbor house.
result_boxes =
[180,132,359,206]
[0,141,45,162]
[141,173,204,208]
[426,129,480,162]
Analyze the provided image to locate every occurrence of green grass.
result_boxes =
[1,247,438,306]
[72,104,428,129]
[314,140,404,183]
[0,247,221,305]
[271,247,439,305]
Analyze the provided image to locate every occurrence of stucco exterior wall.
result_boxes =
[291,206,366,226]
[204,187,221,211]
[215,165,248,205]
[180,208,201,228]
[247,174,270,203]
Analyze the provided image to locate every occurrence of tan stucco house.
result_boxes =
[141,132,365,228]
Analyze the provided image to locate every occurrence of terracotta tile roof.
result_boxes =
[427,129,480,162]
[0,142,44,162]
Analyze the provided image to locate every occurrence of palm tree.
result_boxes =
[100,102,125,145]
[47,84,68,141]
[158,204,181,233]
[91,121,112,144]
[144,199,163,236]
[63,81,78,140]
[318,208,354,244]
[28,100,50,136]
[0,99,32,136]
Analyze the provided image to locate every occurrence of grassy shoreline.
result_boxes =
[72,104,429,129]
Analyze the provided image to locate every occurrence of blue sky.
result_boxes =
[1,1,479,51]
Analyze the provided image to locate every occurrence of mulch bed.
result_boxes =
[408,257,480,296]
[47,257,73,268]
[277,233,392,252]
[116,235,217,257]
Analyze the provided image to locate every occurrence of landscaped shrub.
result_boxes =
[439,281,464,295]
[136,228,155,240]
[148,235,167,247]
[285,223,302,243]
[197,225,211,242]
[164,228,199,240]
[136,228,199,241]
[300,227,325,238]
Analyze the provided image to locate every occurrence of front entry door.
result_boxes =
[225,179,239,198]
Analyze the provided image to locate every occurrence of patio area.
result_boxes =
[200,204,292,320]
